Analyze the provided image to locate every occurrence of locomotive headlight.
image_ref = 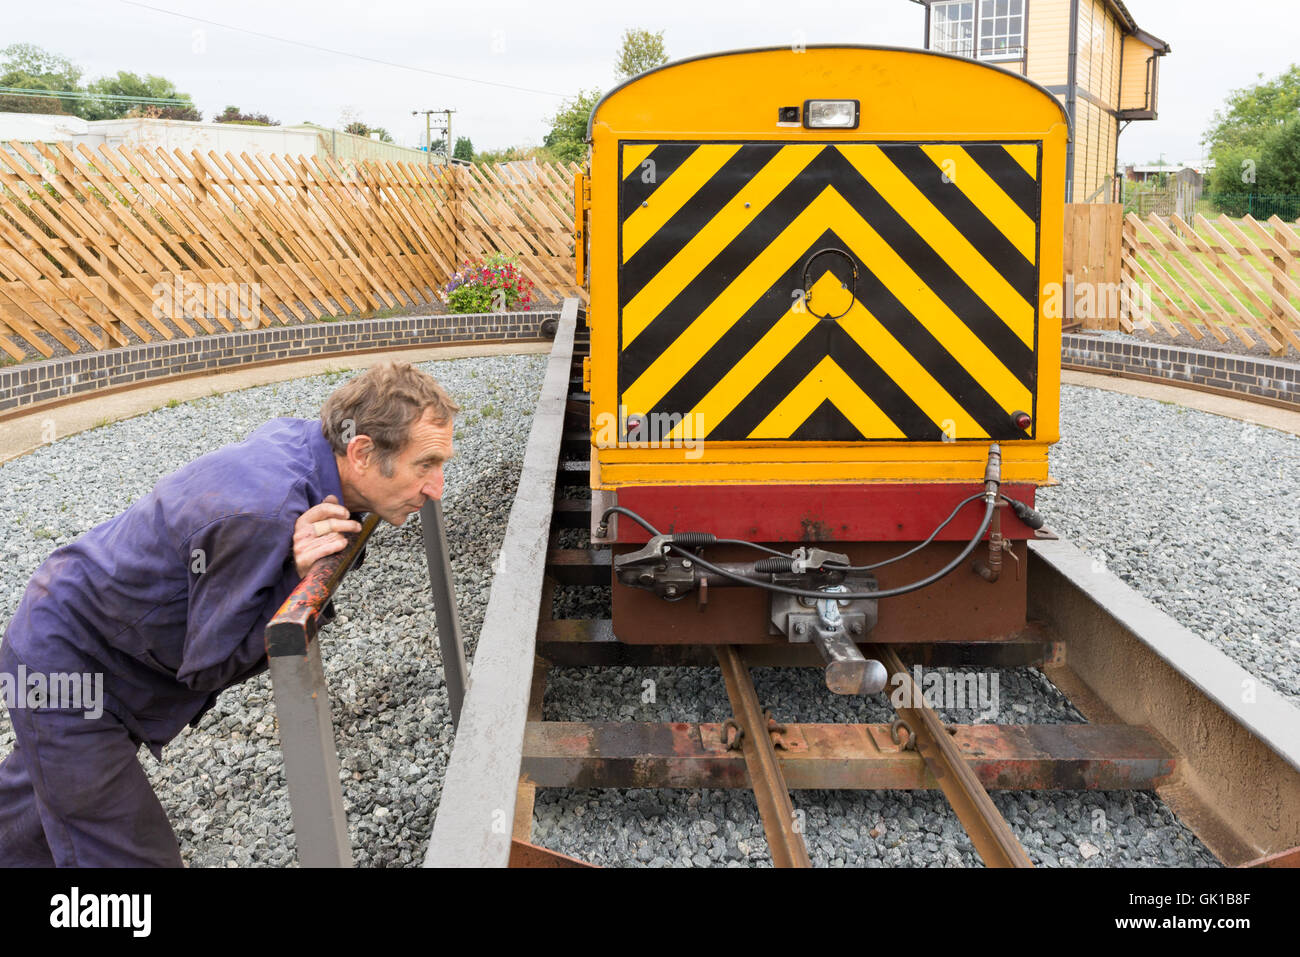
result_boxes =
[804,99,859,129]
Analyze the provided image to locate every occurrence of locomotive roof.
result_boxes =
[585,44,1072,143]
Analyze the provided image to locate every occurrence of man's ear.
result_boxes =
[346,434,374,472]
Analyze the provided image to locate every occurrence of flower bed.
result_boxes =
[441,254,536,314]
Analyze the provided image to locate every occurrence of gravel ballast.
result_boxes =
[1,370,1291,867]
[1038,384,1300,707]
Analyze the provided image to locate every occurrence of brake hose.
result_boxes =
[660,498,996,601]
[599,496,997,601]
[597,440,1007,600]
[823,492,985,572]
[598,506,798,560]
[600,496,1003,568]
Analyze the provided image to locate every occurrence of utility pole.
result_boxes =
[412,109,436,165]
[413,108,457,164]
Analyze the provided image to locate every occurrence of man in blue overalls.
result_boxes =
[0,361,456,866]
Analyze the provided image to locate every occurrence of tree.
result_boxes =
[1206,116,1300,217]
[0,73,68,115]
[543,88,601,164]
[343,120,392,142]
[473,145,539,165]
[0,43,82,115]
[1202,64,1300,152]
[124,103,202,122]
[82,71,198,121]
[1,43,78,78]
[535,31,668,165]
[615,28,668,81]
[1258,116,1300,194]
[454,136,474,162]
[216,105,279,126]
[1207,143,1262,213]
[0,44,200,120]
[1204,65,1300,215]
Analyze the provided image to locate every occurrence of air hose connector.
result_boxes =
[1003,497,1045,530]
[983,443,1002,503]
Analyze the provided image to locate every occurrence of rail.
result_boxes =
[422,297,578,868]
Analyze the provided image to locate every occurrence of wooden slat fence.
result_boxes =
[0,140,584,361]
[1123,212,1300,355]
[1063,203,1124,331]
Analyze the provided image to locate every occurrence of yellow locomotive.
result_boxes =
[574,46,1069,693]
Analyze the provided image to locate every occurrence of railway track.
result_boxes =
[2,302,1295,872]
[420,301,1300,869]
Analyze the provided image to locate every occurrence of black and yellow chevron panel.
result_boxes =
[617,140,1042,443]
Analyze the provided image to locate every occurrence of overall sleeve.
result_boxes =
[178,513,300,693]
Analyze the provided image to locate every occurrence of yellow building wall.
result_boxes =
[1076,0,1122,108]
[1120,38,1157,111]
[1070,0,1125,202]
[1074,99,1122,201]
[1026,0,1070,85]
[1108,16,1123,106]
[1073,99,1090,199]
[1075,0,1094,95]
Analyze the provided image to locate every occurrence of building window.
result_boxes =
[931,1,975,58]
[931,0,1024,62]
[979,0,1024,60]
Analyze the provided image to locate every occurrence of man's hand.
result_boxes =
[292,495,363,578]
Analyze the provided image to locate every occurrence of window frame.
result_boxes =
[930,0,1026,65]
[978,0,1026,62]
[930,1,976,59]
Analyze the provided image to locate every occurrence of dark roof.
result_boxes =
[1105,0,1172,52]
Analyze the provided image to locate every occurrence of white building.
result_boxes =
[0,113,437,168]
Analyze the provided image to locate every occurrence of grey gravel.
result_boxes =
[534,663,1216,867]
[1038,384,1300,706]
[1,375,1282,868]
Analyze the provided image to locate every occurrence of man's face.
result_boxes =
[353,408,454,526]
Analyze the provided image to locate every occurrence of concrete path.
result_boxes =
[1063,370,1300,437]
[0,342,550,465]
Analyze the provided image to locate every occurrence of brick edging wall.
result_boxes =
[4,321,1295,418]
[1062,335,1300,409]
[0,312,554,417]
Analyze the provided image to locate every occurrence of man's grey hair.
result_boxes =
[320,362,458,476]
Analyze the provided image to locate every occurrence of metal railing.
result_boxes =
[1203,193,1300,222]
[263,496,470,866]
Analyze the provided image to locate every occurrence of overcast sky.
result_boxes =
[12,0,1299,164]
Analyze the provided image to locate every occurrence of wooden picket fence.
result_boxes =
[0,140,584,361]
[1122,212,1300,355]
